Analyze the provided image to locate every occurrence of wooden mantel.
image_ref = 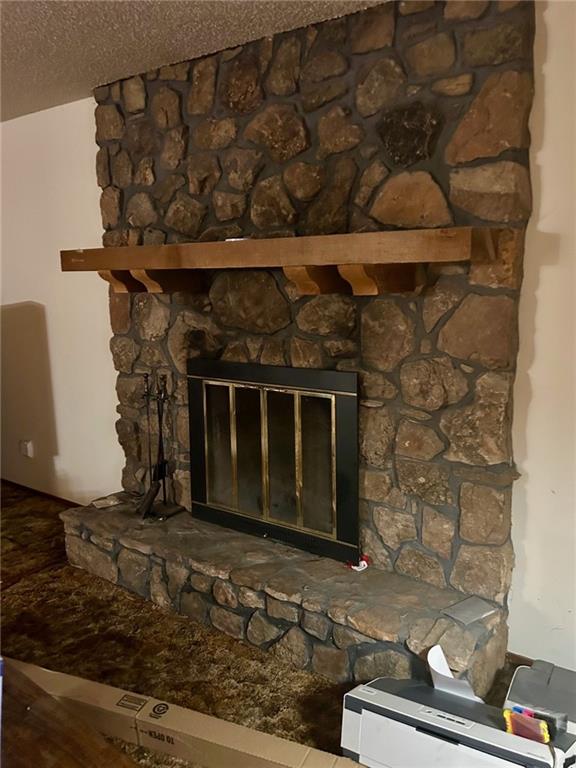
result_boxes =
[60,227,501,296]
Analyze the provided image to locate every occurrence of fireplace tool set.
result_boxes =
[137,373,182,521]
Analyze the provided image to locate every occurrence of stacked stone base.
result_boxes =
[61,498,507,696]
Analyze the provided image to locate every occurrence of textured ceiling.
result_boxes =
[1,0,382,121]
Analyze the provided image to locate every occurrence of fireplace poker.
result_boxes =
[143,373,153,487]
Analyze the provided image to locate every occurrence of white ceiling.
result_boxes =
[1,0,381,122]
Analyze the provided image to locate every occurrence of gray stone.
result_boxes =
[100,187,121,229]
[220,50,262,113]
[247,612,284,645]
[115,418,139,459]
[422,507,455,559]
[302,611,331,641]
[118,548,149,595]
[354,650,411,683]
[213,579,238,608]
[151,86,181,129]
[360,528,393,571]
[150,563,172,609]
[165,192,206,236]
[244,105,309,163]
[395,545,446,588]
[374,507,417,550]
[126,192,157,227]
[333,625,376,649]
[355,161,388,208]
[125,116,157,163]
[449,162,532,223]
[360,405,395,468]
[290,337,323,368]
[222,148,263,192]
[406,33,456,77]
[301,50,348,83]
[166,561,189,599]
[370,172,452,228]
[110,336,139,374]
[213,190,246,222]
[378,102,443,168]
[296,296,356,336]
[160,126,188,170]
[210,271,290,333]
[66,536,118,582]
[468,620,508,697]
[251,176,296,229]
[180,591,209,622]
[462,22,531,67]
[400,357,468,411]
[188,56,217,115]
[440,372,512,465]
[167,310,222,373]
[362,300,415,372]
[302,157,356,235]
[133,294,170,342]
[317,106,364,159]
[397,459,452,505]
[272,627,310,669]
[451,543,514,604]
[355,58,406,117]
[266,36,301,96]
[210,606,246,639]
[267,597,300,623]
[460,483,511,545]
[312,645,350,683]
[123,76,146,113]
[396,420,444,460]
[193,118,237,150]
[350,2,395,53]
[95,104,124,141]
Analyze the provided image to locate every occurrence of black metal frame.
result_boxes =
[187,359,359,562]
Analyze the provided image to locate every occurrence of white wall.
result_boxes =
[509,1,576,669]
[1,98,123,504]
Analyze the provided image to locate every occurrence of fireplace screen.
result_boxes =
[187,360,358,561]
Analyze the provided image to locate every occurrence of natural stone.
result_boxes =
[396,420,444,460]
[438,294,515,369]
[400,357,468,411]
[100,187,121,229]
[314,16,347,48]
[267,597,300,623]
[181,591,209,623]
[221,341,249,363]
[165,192,206,236]
[193,118,237,150]
[190,573,214,593]
[110,150,132,188]
[151,86,181,129]
[301,78,349,112]
[360,372,397,401]
[109,294,131,335]
[290,337,323,369]
[266,36,301,96]
[66,537,117,582]
[238,587,265,609]
[354,650,411,683]
[188,56,217,115]
[355,161,388,208]
[301,50,348,83]
[116,376,145,409]
[213,190,246,222]
[446,71,532,165]
[213,579,238,608]
[133,294,170,342]
[296,296,355,337]
[93,85,109,103]
[302,611,331,641]
[378,102,443,168]
[160,126,188,170]
[95,104,124,141]
[96,147,110,188]
[258,37,274,73]
[396,545,446,588]
[333,625,375,649]
[247,612,284,646]
[318,106,364,158]
[272,627,310,669]
[360,470,406,509]
[451,543,514,604]
[462,22,531,67]
[222,148,263,192]
[362,300,415,372]
[210,606,246,639]
[123,76,146,113]
[470,227,524,289]
[251,176,296,229]
[153,174,185,205]
[150,564,172,610]
[283,162,324,201]
[165,561,189,599]
[399,0,434,13]
[397,459,452,505]
[347,604,401,642]
[370,172,452,228]
[302,157,356,235]
[374,507,417,550]
[449,162,531,223]
[422,508,455,559]
[468,620,508,697]
[124,116,157,162]
[350,2,395,53]
[441,372,512,465]
[198,224,242,242]
[422,279,464,332]
[110,337,139,374]
[324,340,357,358]
[118,548,149,594]
[244,105,309,163]
[445,0,488,19]
[406,33,456,77]
[126,192,157,227]
[360,405,395,468]
[432,74,473,96]
[360,528,393,571]
[187,154,221,195]
[134,157,155,186]
[220,50,262,113]
[460,483,511,545]
[167,310,222,373]
[356,58,406,117]
[312,645,350,683]
[260,339,286,366]
[210,271,290,333]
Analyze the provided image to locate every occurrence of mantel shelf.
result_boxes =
[60,227,503,296]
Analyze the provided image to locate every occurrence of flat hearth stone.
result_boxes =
[60,500,507,696]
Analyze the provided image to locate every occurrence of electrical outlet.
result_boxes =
[19,439,34,458]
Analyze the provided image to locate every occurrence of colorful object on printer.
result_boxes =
[503,708,550,744]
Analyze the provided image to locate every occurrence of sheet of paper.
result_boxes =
[427,645,483,702]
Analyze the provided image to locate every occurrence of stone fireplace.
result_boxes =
[61,0,535,694]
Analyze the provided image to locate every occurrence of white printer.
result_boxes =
[341,677,576,768]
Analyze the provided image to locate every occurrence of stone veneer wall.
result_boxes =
[96,0,534,605]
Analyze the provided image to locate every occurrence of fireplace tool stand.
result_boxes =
[137,373,183,522]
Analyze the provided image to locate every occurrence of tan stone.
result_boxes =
[222,148,263,192]
[160,126,187,170]
[111,150,132,188]
[165,562,188,600]
[312,645,350,683]
[134,157,155,186]
[251,175,296,229]
[290,337,323,369]
[118,548,149,594]
[462,22,531,68]
[396,421,444,461]
[213,579,238,608]
[133,294,170,342]
[190,573,214,593]
[355,161,389,209]
[362,300,415,372]
[400,357,468,411]
[193,118,237,150]
[272,627,310,669]
[360,372,398,401]
[246,612,284,646]
[302,611,331,641]
[318,106,364,158]
[374,507,417,550]
[446,71,532,165]
[450,162,531,223]
[100,186,121,229]
[283,162,324,201]
[267,597,300,624]
[150,564,172,610]
[220,50,262,113]
[422,507,455,559]
[66,536,117,583]
[360,470,406,509]
[460,483,511,545]
[180,591,208,622]
[397,459,452,506]
[360,405,395,469]
[468,620,508,697]
[360,528,393,571]
[399,0,434,13]
[213,190,246,222]
[260,339,286,366]
[301,78,349,113]
[440,372,512,465]
[151,86,180,129]
[355,57,406,118]
[432,74,473,97]
[238,586,265,609]
[244,104,309,163]
[407,617,451,656]
[126,192,157,228]
[187,153,221,196]
[406,33,455,77]
[210,606,246,639]
[333,625,376,649]
[301,50,348,83]
[350,2,395,53]
[188,56,218,115]
[470,227,525,289]
[167,310,222,374]
[347,605,402,642]
[370,172,452,228]
[296,296,356,337]
[395,546,446,588]
[266,36,301,96]
[354,650,411,683]
[422,279,465,333]
[210,272,290,333]
[109,294,131,335]
[450,543,514,604]
[302,156,356,234]
[444,1,488,19]
[95,104,124,141]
